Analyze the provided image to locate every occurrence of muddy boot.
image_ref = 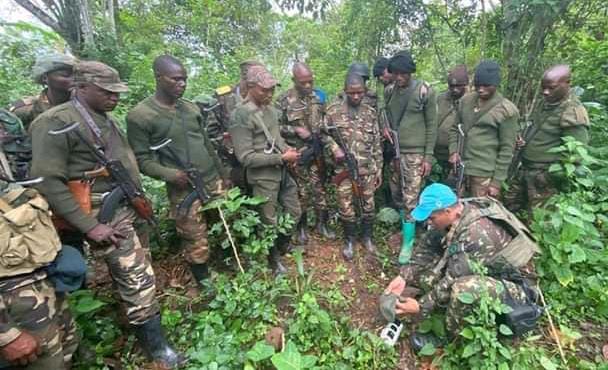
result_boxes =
[342,220,356,261]
[133,315,187,368]
[268,246,287,275]
[296,212,309,245]
[314,210,336,239]
[190,263,209,286]
[361,217,377,255]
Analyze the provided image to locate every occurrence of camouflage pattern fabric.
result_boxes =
[0,277,66,369]
[89,206,159,325]
[388,153,425,218]
[335,174,376,222]
[276,88,328,212]
[465,175,493,197]
[10,90,52,132]
[503,166,558,215]
[55,293,78,364]
[251,174,301,227]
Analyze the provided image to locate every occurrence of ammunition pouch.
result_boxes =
[0,187,61,278]
[52,179,92,231]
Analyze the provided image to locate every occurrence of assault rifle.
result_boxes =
[327,125,364,216]
[48,122,154,225]
[507,119,534,182]
[452,123,466,197]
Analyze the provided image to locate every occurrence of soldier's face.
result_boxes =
[249,84,275,106]
[475,84,496,100]
[394,72,411,88]
[448,84,466,100]
[156,64,187,99]
[293,70,314,96]
[428,208,453,231]
[345,84,365,106]
[45,68,74,93]
[541,77,569,104]
[80,83,120,112]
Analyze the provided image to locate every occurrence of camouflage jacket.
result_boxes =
[276,88,324,149]
[10,89,52,132]
[322,100,383,176]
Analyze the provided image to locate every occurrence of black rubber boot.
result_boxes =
[409,332,443,353]
[133,315,187,368]
[268,246,287,275]
[296,212,309,245]
[342,220,356,261]
[315,210,336,239]
[361,217,377,255]
[190,263,209,286]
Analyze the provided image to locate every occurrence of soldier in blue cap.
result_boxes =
[380,183,540,351]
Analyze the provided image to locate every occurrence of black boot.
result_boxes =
[409,332,443,353]
[315,210,336,239]
[361,217,377,255]
[190,263,209,286]
[268,246,287,275]
[133,315,186,368]
[342,220,356,261]
[296,212,309,245]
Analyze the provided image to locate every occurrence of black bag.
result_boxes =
[497,277,544,337]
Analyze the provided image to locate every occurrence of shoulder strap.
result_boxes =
[463,95,504,137]
[388,80,421,129]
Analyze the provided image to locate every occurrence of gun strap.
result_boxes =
[253,109,284,153]
[386,80,420,130]
[72,98,119,159]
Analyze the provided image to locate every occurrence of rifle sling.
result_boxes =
[386,81,419,130]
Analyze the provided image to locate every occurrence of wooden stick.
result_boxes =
[538,285,567,365]
[217,205,244,274]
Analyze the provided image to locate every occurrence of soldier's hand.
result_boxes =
[487,185,501,198]
[395,297,420,315]
[1,331,41,366]
[86,223,126,246]
[515,135,526,149]
[448,153,461,167]
[383,128,393,143]
[282,148,300,163]
[333,148,345,163]
[294,127,312,140]
[172,171,190,188]
[421,160,432,178]
[384,275,406,296]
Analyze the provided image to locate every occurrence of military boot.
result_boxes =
[314,210,336,239]
[342,220,356,261]
[190,263,209,286]
[296,212,309,245]
[361,217,377,255]
[133,315,187,368]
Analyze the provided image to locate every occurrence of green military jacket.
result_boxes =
[522,91,589,165]
[386,79,437,159]
[434,91,459,163]
[322,100,383,176]
[448,92,519,183]
[10,89,52,132]
[30,101,141,233]
[229,100,287,182]
[126,97,225,193]
[276,87,324,149]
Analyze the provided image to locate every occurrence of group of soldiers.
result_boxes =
[0,45,590,368]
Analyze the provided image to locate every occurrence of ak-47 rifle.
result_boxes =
[48,122,154,225]
[328,124,364,216]
[453,122,466,197]
[508,117,540,182]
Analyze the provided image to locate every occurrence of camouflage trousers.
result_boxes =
[335,173,376,223]
[464,175,493,197]
[168,179,225,265]
[250,172,302,227]
[388,153,425,220]
[503,166,558,216]
[0,278,71,369]
[90,206,159,325]
[292,161,328,212]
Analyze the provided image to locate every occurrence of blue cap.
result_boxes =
[410,183,458,222]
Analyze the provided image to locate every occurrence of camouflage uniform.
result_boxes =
[10,91,52,133]
[0,110,31,181]
[504,91,589,214]
[400,200,532,335]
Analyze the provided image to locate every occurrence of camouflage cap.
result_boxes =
[246,65,279,89]
[74,61,128,93]
[33,53,77,84]
[240,59,263,74]
[379,293,399,323]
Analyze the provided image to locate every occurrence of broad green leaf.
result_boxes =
[460,327,474,339]
[498,361,510,370]
[499,324,513,336]
[376,207,400,224]
[540,356,558,370]
[568,245,587,263]
[271,341,302,370]
[246,340,275,362]
[419,343,436,356]
[462,343,479,358]
[553,265,574,286]
[498,346,512,360]
[458,292,475,304]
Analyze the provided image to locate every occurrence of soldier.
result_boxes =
[276,62,335,244]
[372,57,393,90]
[322,73,383,260]
[197,60,264,189]
[435,65,468,179]
[0,144,79,369]
[127,55,229,287]
[448,60,519,197]
[229,65,302,274]
[504,65,589,216]
[345,62,378,109]
[30,61,184,368]
[384,50,437,250]
[381,183,540,350]
[10,53,76,132]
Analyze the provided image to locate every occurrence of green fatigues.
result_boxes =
[276,88,328,212]
[10,90,52,133]
[504,93,589,213]
[30,102,159,325]
[435,92,459,179]
[127,97,226,265]
[400,201,530,335]
[0,110,31,181]
[386,80,437,217]
[323,101,382,223]
[448,92,519,196]
[229,101,301,227]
